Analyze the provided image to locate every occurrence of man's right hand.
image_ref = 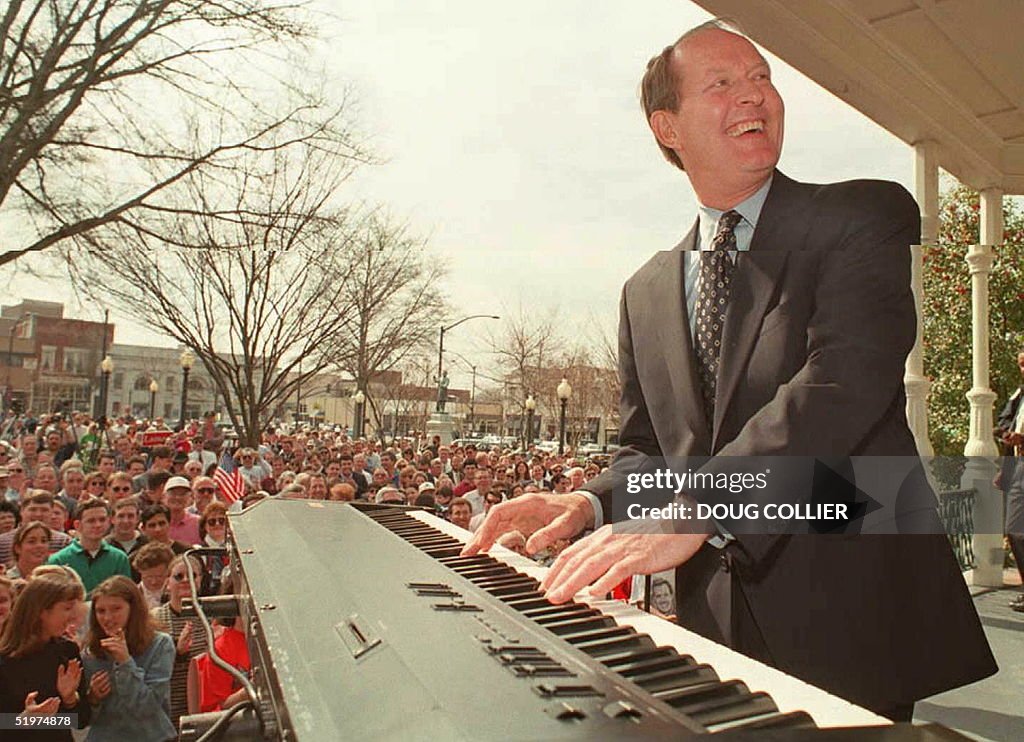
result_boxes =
[462,492,595,556]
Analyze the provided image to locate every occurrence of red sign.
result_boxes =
[141,430,174,447]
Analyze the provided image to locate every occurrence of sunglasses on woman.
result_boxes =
[206,517,226,526]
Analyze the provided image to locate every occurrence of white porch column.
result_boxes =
[907,142,936,457]
[962,187,1003,587]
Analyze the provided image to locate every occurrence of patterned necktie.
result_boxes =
[694,209,742,423]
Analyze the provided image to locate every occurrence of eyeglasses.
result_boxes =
[206,517,226,526]
[88,480,105,487]
[197,487,216,494]
[8,468,23,473]
[111,486,131,493]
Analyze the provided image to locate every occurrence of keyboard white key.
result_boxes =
[411,509,889,729]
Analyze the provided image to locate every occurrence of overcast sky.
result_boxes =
[2,0,917,390]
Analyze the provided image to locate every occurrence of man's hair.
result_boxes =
[75,497,110,520]
[113,496,141,515]
[23,491,54,508]
[448,496,471,513]
[640,18,748,171]
[147,470,172,491]
[151,446,173,460]
[141,503,171,524]
[127,454,147,468]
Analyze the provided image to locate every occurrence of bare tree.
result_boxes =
[326,213,448,424]
[1,0,331,267]
[70,132,363,445]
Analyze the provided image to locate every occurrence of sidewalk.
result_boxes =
[914,578,1024,742]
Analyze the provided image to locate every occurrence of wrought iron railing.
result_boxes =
[937,488,976,571]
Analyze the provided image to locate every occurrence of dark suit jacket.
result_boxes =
[996,387,1022,486]
[583,171,996,711]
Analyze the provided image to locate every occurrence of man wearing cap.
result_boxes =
[165,476,201,545]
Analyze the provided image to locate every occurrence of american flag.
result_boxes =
[213,452,245,504]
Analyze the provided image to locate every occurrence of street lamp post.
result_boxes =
[436,314,500,387]
[149,379,159,420]
[524,394,536,451]
[557,378,572,455]
[352,389,365,439]
[99,356,114,422]
[178,350,195,432]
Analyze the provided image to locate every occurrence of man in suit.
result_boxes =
[466,20,995,719]
[996,349,1024,610]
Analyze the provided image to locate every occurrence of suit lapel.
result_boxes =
[649,222,712,453]
[712,173,802,448]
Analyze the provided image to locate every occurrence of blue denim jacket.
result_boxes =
[83,631,176,742]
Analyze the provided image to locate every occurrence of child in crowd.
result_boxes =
[0,569,91,741]
[82,575,175,742]
[152,554,209,728]
[132,542,175,609]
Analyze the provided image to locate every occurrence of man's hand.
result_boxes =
[541,521,708,604]
[462,493,595,556]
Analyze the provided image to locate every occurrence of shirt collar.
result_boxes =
[696,175,773,248]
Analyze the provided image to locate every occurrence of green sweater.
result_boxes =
[47,539,132,595]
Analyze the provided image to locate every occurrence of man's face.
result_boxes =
[128,461,146,476]
[142,514,170,543]
[21,436,37,456]
[308,476,327,499]
[449,503,472,530]
[98,456,116,475]
[116,437,131,455]
[63,469,85,497]
[372,469,390,487]
[651,30,783,203]
[34,467,57,493]
[184,460,203,478]
[154,455,172,471]
[76,507,110,543]
[113,506,140,537]
[474,470,492,494]
[165,487,191,513]
[22,502,52,523]
[326,461,341,478]
[46,432,61,451]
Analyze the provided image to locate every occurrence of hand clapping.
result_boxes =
[22,691,61,716]
[88,670,112,705]
[55,658,81,705]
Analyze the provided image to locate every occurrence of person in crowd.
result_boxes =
[199,503,229,592]
[236,448,271,491]
[138,470,172,511]
[329,482,356,502]
[7,521,52,579]
[55,464,85,515]
[106,497,149,569]
[0,492,72,564]
[307,473,328,500]
[83,471,108,501]
[188,477,218,516]
[82,575,176,741]
[0,569,91,740]
[164,477,200,545]
[0,500,18,534]
[278,483,307,500]
[338,455,369,498]
[448,497,473,531]
[132,446,174,494]
[469,490,504,532]
[4,462,28,502]
[462,468,495,516]
[375,487,404,505]
[49,499,70,534]
[47,498,132,596]
[995,347,1024,611]
[106,473,134,506]
[97,452,117,478]
[190,574,250,714]
[132,542,175,609]
[452,461,477,497]
[275,470,297,494]
[182,459,204,480]
[125,456,147,479]
[152,555,209,728]
[16,432,40,480]
[34,464,59,494]
[140,505,191,556]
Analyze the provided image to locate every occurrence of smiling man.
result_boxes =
[466,20,995,719]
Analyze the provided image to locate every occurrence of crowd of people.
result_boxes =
[0,408,618,739]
